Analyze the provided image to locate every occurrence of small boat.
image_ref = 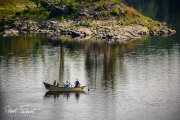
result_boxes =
[43,82,86,92]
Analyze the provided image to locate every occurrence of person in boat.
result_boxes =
[74,79,80,87]
[65,81,71,88]
[53,80,59,86]
[53,80,56,85]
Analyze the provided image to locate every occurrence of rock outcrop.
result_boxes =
[1,19,176,42]
[0,1,176,42]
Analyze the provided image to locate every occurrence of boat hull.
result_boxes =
[43,82,86,92]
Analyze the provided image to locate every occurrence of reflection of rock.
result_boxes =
[3,29,19,37]
[158,26,176,36]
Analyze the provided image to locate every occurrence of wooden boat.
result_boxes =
[43,82,86,92]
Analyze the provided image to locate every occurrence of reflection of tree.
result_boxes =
[102,44,118,91]
[85,42,101,88]
[83,40,149,91]
[59,46,64,85]
[84,42,123,91]
[0,34,47,57]
[1,34,153,92]
[0,34,47,69]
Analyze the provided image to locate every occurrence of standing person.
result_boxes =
[74,79,80,87]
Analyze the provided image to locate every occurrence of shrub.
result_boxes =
[67,2,78,14]
[112,8,120,16]
[20,8,49,20]
[80,19,93,27]
[102,11,108,17]
[58,16,65,21]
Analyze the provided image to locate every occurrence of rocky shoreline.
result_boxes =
[0,1,176,42]
[1,19,176,42]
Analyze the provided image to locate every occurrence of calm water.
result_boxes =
[0,2,180,120]
[0,34,179,120]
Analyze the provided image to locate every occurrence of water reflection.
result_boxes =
[0,34,177,91]
[44,91,83,100]
[59,46,65,85]
[0,33,180,120]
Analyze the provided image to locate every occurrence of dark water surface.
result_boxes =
[0,1,180,120]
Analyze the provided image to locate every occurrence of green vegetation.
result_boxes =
[0,0,31,6]
[0,0,35,24]
[112,8,120,15]
[102,11,109,17]
[67,2,78,13]
[80,20,93,27]
[17,7,50,20]
[0,0,162,31]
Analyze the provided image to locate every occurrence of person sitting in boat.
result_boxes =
[53,80,59,86]
[74,79,80,87]
[65,81,71,88]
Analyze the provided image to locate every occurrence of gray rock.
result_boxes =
[3,29,19,37]
[158,26,176,36]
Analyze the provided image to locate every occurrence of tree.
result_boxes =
[33,0,42,7]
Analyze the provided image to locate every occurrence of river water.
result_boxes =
[0,2,180,120]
